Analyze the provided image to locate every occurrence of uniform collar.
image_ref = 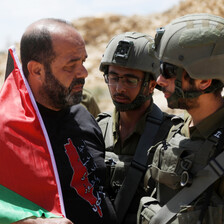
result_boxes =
[189,105,224,139]
[113,101,154,139]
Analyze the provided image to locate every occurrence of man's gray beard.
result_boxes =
[39,65,84,110]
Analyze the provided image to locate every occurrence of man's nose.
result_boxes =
[75,65,88,79]
[156,74,168,87]
[115,79,127,92]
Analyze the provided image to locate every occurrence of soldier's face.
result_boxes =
[108,65,145,104]
[157,71,200,110]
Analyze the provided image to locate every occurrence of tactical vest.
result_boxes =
[96,104,174,224]
[138,119,224,224]
[96,111,113,152]
[96,107,173,199]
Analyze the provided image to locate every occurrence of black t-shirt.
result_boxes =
[38,103,117,224]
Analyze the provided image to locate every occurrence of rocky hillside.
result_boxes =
[1,0,224,113]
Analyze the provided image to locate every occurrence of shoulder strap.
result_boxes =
[152,113,173,144]
[150,128,224,224]
[96,112,113,151]
[144,116,184,191]
[114,104,164,223]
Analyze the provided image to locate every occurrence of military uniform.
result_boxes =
[98,31,172,224]
[137,13,224,224]
[112,104,152,156]
[81,88,100,118]
[97,102,173,224]
[139,108,224,223]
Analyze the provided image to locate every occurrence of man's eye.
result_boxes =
[109,75,118,81]
[64,65,75,72]
[126,78,138,84]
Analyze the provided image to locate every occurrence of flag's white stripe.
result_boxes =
[10,46,66,217]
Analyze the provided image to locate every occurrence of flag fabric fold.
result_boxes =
[0,47,65,223]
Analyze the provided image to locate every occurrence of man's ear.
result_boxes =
[27,61,44,81]
[198,79,212,90]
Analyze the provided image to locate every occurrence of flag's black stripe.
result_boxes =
[5,50,15,80]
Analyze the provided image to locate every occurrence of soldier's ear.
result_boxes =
[148,80,157,94]
[198,79,212,90]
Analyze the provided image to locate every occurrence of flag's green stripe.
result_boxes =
[0,185,62,224]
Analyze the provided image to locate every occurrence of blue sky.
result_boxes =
[0,0,181,52]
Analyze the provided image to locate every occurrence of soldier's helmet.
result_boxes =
[99,32,159,111]
[99,32,159,80]
[155,13,224,83]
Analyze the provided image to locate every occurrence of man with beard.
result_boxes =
[17,18,117,224]
[97,32,173,224]
[138,14,224,224]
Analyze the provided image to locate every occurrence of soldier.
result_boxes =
[81,88,101,118]
[97,32,173,224]
[138,13,224,224]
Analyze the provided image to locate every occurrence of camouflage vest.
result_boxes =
[96,107,172,199]
[138,119,224,224]
[96,105,173,224]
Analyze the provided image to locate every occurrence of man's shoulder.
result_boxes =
[70,104,96,123]
[69,104,104,140]
[70,103,87,114]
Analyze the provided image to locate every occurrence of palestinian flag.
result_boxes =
[0,47,65,223]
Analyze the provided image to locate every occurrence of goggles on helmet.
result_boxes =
[160,62,178,79]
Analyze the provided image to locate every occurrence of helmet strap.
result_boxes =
[167,69,224,109]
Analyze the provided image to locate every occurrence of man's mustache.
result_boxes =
[113,93,130,100]
[69,78,85,91]
[161,87,171,94]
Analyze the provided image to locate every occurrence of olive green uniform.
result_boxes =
[81,88,100,118]
[112,105,152,156]
[137,13,224,224]
[139,107,224,223]
[97,102,173,224]
[98,31,170,224]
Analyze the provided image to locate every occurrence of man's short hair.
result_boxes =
[20,18,72,78]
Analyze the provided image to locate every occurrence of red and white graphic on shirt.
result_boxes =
[64,138,103,217]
